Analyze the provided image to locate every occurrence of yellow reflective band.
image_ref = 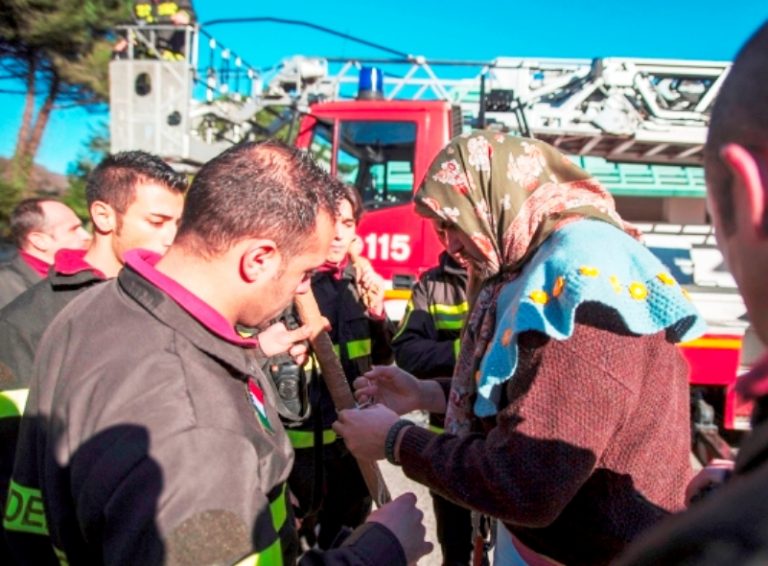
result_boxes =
[3,480,48,536]
[392,302,415,341]
[332,344,340,358]
[384,289,412,301]
[428,424,445,434]
[285,428,338,449]
[270,484,287,533]
[453,338,461,359]
[429,302,469,331]
[135,4,152,19]
[157,2,179,16]
[346,339,371,360]
[234,485,288,565]
[435,319,464,331]
[53,545,69,566]
[0,388,29,418]
[428,302,469,316]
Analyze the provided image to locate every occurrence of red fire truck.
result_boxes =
[109,24,757,457]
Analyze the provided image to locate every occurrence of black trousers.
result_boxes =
[289,439,372,550]
[432,490,473,566]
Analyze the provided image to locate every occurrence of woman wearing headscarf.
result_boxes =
[333,132,705,565]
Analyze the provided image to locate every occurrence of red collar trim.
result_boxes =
[18,249,50,278]
[124,249,259,348]
[736,352,768,399]
[53,249,106,280]
[316,257,350,281]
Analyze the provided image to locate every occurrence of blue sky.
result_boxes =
[0,0,766,174]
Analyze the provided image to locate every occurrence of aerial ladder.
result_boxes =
[109,25,758,458]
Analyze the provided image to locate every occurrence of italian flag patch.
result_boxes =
[247,377,273,434]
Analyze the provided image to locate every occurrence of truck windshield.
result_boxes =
[309,120,416,209]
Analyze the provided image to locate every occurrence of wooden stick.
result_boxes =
[294,292,392,507]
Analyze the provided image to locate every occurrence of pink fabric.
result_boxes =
[316,256,350,281]
[18,249,50,278]
[125,249,259,348]
[736,352,768,399]
[53,248,106,280]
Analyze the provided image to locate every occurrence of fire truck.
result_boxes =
[109,23,761,458]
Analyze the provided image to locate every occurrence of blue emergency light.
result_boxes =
[358,66,384,100]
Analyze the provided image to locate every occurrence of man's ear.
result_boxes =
[721,143,768,239]
[241,239,280,283]
[90,201,117,234]
[25,230,49,253]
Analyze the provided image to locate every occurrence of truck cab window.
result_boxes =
[309,120,416,209]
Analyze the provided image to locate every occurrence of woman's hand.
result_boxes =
[354,366,423,415]
[332,404,399,461]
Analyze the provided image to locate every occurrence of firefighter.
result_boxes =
[114,0,195,60]
[3,140,430,565]
[281,182,395,550]
[391,225,472,565]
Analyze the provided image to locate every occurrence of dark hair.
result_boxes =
[174,139,338,257]
[704,21,768,236]
[86,150,187,213]
[10,198,57,247]
[334,184,364,224]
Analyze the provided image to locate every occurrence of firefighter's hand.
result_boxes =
[333,404,398,461]
[356,262,385,318]
[257,322,312,364]
[354,366,422,415]
[686,458,734,505]
[365,493,433,564]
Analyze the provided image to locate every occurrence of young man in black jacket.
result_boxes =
[284,183,396,550]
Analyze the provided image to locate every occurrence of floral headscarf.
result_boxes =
[414,131,639,434]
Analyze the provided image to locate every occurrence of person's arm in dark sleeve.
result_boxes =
[396,320,635,527]
[300,522,406,565]
[392,282,456,378]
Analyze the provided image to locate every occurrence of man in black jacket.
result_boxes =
[0,151,186,561]
[618,20,768,565]
[4,141,430,565]
[285,183,396,550]
[392,222,471,565]
[0,198,90,309]
[0,151,187,388]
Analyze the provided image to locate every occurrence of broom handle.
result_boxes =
[294,292,392,506]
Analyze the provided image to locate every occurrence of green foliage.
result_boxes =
[0,177,24,236]
[63,122,111,221]
[0,0,133,192]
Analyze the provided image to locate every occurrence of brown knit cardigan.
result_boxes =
[398,302,692,566]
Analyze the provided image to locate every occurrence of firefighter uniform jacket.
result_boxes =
[0,249,106,388]
[0,250,105,561]
[392,252,468,430]
[133,0,193,24]
[3,250,405,565]
[0,252,41,310]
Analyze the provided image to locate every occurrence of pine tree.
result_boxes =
[0,0,132,214]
